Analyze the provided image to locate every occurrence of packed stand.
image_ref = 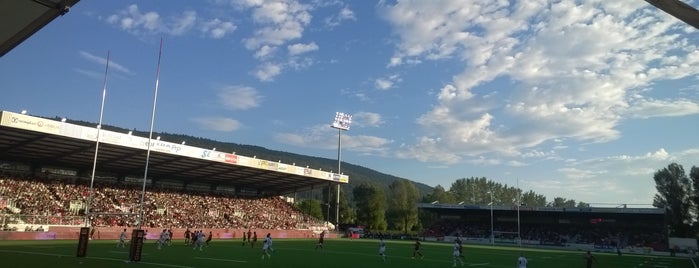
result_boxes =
[0,174,323,230]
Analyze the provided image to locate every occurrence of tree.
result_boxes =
[338,188,355,224]
[521,190,547,207]
[547,197,576,207]
[425,185,454,204]
[353,183,387,230]
[690,166,699,233]
[653,163,692,236]
[450,177,491,204]
[576,201,590,208]
[387,179,420,233]
[294,199,323,220]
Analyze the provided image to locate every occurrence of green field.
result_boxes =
[0,238,691,268]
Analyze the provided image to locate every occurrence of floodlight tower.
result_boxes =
[331,112,352,228]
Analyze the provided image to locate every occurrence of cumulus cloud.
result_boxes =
[106,4,162,34]
[324,6,356,28]
[274,124,392,154]
[288,42,319,56]
[218,85,262,110]
[254,45,278,59]
[539,147,699,203]
[191,117,242,131]
[254,63,283,81]
[106,4,235,38]
[353,112,384,127]
[374,74,402,90]
[200,18,237,39]
[234,0,314,81]
[380,1,699,162]
[627,97,699,118]
[237,0,312,51]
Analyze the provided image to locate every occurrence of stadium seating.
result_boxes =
[0,174,325,230]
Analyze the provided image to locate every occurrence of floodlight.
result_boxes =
[331,112,352,130]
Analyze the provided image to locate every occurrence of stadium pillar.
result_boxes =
[335,128,342,228]
[128,229,145,262]
[489,191,494,246]
[76,227,90,257]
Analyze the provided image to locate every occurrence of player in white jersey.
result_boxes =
[261,233,273,259]
[452,241,464,267]
[157,229,169,250]
[116,229,127,248]
[193,230,205,251]
[517,253,528,268]
[378,236,387,262]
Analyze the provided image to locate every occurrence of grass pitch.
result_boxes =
[0,238,691,268]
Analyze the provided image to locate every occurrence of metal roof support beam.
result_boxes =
[1,0,80,57]
[645,0,699,29]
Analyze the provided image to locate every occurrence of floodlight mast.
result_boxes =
[331,112,351,229]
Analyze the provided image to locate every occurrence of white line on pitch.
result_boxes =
[195,257,248,263]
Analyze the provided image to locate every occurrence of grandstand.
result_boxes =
[0,110,347,238]
[418,203,668,254]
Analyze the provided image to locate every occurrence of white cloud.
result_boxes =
[200,18,237,39]
[288,42,319,56]
[324,6,356,28]
[558,167,601,179]
[353,112,384,127]
[78,51,132,74]
[238,0,312,50]
[106,5,235,38]
[468,156,501,166]
[627,97,699,118]
[171,11,197,35]
[538,147,699,203]
[507,160,527,167]
[380,1,699,162]
[254,45,278,59]
[274,124,392,154]
[374,74,402,90]
[218,85,262,110]
[191,117,242,131]
[106,5,164,35]
[254,63,283,81]
[234,0,315,81]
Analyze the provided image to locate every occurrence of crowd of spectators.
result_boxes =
[0,174,325,230]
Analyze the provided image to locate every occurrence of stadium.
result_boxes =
[2,1,699,268]
[0,112,695,267]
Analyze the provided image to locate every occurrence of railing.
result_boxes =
[1,213,85,227]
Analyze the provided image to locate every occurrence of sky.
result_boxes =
[1,0,699,207]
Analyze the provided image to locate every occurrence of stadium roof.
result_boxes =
[0,110,347,196]
[0,0,80,57]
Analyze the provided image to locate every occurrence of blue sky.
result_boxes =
[2,0,699,206]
